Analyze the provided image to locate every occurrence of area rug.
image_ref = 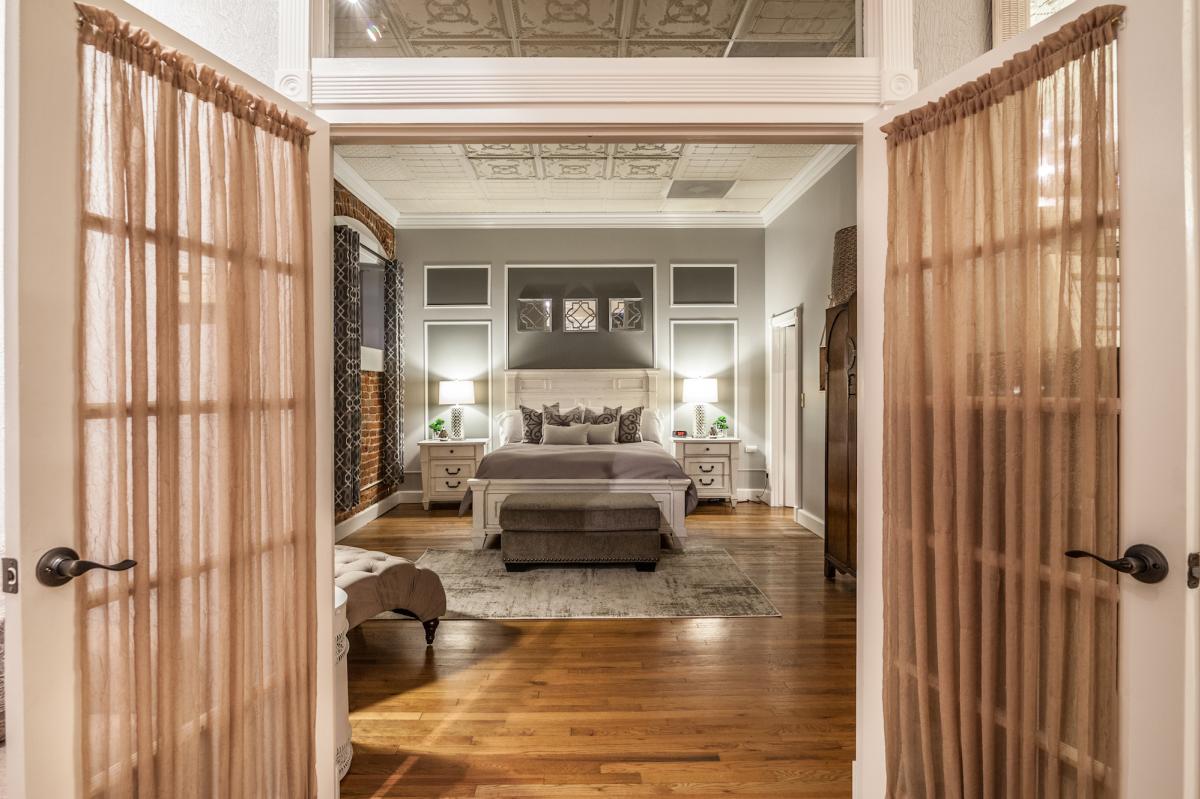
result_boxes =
[392,546,780,620]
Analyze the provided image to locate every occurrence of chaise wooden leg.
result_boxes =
[422,618,440,646]
[635,562,657,572]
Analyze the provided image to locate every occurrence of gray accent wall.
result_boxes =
[425,265,490,307]
[764,150,858,527]
[507,265,655,369]
[670,321,738,436]
[397,227,767,492]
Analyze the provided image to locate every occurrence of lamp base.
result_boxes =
[450,406,465,440]
[693,404,706,438]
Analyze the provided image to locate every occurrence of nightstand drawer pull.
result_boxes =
[445,467,461,476]
[446,480,461,489]
[699,478,715,486]
[699,465,715,473]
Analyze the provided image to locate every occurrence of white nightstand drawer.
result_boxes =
[693,474,730,495]
[431,476,470,495]
[684,442,733,457]
[431,444,477,459]
[429,460,475,479]
[686,459,727,477]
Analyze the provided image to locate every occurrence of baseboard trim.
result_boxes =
[334,489,422,541]
[795,507,825,538]
[737,488,770,503]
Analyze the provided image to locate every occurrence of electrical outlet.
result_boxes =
[744,444,759,454]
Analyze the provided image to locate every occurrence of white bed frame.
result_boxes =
[468,368,690,548]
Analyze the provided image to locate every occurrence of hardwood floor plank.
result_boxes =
[341,503,856,798]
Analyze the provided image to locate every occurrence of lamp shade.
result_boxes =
[439,380,475,405]
[682,377,718,404]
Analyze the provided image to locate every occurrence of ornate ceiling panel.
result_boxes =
[331,0,860,58]
[336,142,829,216]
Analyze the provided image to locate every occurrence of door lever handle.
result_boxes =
[1065,544,1169,584]
[36,547,136,587]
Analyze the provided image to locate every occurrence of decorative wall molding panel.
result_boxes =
[310,55,883,106]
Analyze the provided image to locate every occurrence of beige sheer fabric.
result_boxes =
[76,5,316,796]
[881,7,1123,797]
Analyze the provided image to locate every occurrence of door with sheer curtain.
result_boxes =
[858,1,1200,796]
[3,1,334,796]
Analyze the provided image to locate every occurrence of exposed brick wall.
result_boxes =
[335,371,389,523]
[333,182,395,260]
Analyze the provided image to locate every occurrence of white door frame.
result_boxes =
[858,1,1200,795]
[3,1,334,795]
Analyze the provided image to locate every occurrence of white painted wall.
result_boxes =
[914,0,992,86]
[124,0,279,86]
[764,151,857,527]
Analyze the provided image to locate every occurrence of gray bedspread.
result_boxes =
[458,442,699,516]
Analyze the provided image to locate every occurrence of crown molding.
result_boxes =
[759,143,856,227]
[393,212,766,230]
[332,153,401,225]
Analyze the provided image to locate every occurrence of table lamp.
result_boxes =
[438,380,475,441]
[682,377,718,438]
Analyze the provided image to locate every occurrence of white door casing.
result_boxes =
[858,1,1200,796]
[3,1,334,796]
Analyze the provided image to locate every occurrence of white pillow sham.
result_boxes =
[498,406,663,445]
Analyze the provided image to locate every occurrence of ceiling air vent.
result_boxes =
[667,180,736,199]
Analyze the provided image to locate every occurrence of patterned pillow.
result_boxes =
[543,404,584,429]
[520,403,557,444]
[617,406,644,444]
[583,406,622,425]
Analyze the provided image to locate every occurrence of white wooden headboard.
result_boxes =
[505,369,661,416]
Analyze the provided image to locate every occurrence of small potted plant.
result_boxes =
[713,415,729,438]
[429,418,448,440]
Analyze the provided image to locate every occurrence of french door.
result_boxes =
[3,1,334,796]
[858,0,1200,795]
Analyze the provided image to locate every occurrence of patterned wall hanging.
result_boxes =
[563,298,598,332]
[333,225,362,513]
[609,298,644,331]
[381,257,405,488]
[517,298,553,332]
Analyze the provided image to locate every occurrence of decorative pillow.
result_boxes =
[496,409,523,445]
[586,421,618,445]
[583,405,622,426]
[521,403,557,444]
[543,404,584,429]
[617,406,644,444]
[640,409,663,444]
[542,422,590,445]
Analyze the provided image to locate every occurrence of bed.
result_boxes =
[465,369,695,548]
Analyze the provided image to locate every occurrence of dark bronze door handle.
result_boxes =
[36,547,137,587]
[1065,544,1168,584]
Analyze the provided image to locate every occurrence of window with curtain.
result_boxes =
[76,4,317,796]
[881,6,1123,797]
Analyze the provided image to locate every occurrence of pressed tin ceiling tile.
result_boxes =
[334,142,845,219]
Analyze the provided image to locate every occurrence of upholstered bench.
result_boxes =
[499,492,663,572]
[334,545,447,644]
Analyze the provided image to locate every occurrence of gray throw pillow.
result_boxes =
[617,406,643,443]
[521,403,558,444]
[542,423,590,445]
[583,405,621,425]
[543,404,583,428]
[586,421,618,444]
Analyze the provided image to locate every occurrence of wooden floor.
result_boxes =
[340,502,856,798]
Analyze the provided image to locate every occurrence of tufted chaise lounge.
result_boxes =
[334,545,447,645]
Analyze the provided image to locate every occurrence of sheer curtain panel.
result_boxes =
[76,4,317,796]
[881,6,1123,797]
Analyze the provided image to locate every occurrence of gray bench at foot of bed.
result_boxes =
[499,492,664,571]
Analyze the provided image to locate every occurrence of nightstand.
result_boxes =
[673,438,741,508]
[419,439,487,510]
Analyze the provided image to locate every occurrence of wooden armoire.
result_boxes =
[823,294,857,580]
